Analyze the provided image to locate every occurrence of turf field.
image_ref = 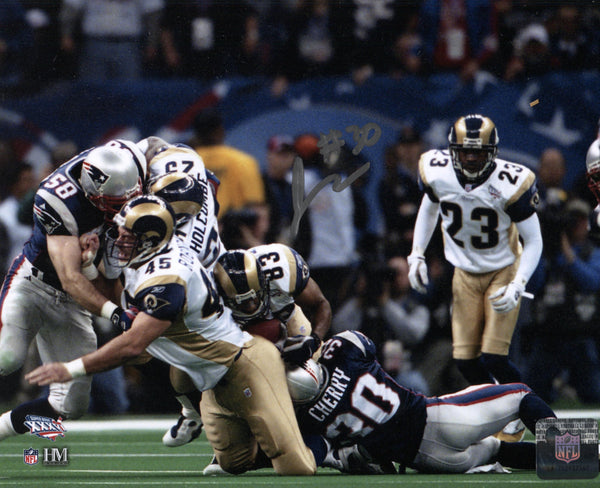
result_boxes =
[0,416,597,488]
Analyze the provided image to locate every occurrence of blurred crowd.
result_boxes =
[2,0,600,413]
[2,1,600,94]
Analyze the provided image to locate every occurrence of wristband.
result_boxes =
[64,358,87,378]
[100,300,119,320]
[81,263,99,280]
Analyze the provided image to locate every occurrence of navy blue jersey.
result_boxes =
[296,331,427,465]
[23,150,106,289]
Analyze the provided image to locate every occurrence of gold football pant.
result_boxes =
[451,261,521,359]
[201,335,316,475]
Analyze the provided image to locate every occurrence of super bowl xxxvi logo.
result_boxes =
[555,432,581,463]
[24,415,66,441]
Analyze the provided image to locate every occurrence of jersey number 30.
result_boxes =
[326,373,401,440]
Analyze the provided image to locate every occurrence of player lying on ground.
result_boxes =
[288,330,557,474]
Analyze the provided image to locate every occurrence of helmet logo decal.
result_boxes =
[82,161,109,190]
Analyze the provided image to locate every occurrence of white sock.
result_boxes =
[175,395,202,420]
[0,411,17,440]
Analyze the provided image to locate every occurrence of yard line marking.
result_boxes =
[0,453,209,457]
[61,411,600,432]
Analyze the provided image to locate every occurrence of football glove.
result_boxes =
[407,253,428,294]
[489,281,525,313]
[281,333,322,364]
[110,306,140,331]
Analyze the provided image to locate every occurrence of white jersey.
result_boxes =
[418,149,538,273]
[146,143,224,269]
[121,239,252,391]
[248,243,311,323]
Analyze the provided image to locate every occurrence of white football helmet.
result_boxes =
[286,359,327,404]
[586,139,600,203]
[80,140,145,217]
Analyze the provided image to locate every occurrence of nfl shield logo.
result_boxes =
[555,432,581,463]
[24,448,38,465]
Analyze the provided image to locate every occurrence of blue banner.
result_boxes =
[3,72,599,232]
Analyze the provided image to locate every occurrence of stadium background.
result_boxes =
[2,72,599,233]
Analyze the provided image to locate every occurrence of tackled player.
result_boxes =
[25,195,318,475]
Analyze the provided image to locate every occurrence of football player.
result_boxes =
[201,244,332,474]
[214,244,331,359]
[139,138,225,448]
[289,330,557,474]
[407,115,542,393]
[0,140,145,441]
[586,139,600,207]
[25,195,318,476]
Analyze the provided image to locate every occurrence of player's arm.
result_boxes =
[514,212,543,286]
[410,193,439,257]
[25,312,171,385]
[407,194,440,293]
[48,234,114,315]
[295,277,331,340]
[490,179,542,312]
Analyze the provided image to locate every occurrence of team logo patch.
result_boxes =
[24,415,67,441]
[33,203,62,234]
[82,161,109,189]
[144,293,169,312]
[555,432,581,464]
[488,184,502,199]
[23,448,39,465]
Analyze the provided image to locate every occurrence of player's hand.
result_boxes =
[281,333,322,364]
[25,363,71,386]
[80,232,99,266]
[110,307,140,331]
[489,281,525,313]
[407,254,428,294]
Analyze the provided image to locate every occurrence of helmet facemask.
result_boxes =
[87,179,142,217]
[214,251,271,324]
[223,286,270,324]
[449,115,499,184]
[106,195,175,268]
[587,163,600,202]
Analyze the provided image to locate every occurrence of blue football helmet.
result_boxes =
[147,172,205,225]
[106,194,175,267]
[213,250,270,324]
[449,114,499,184]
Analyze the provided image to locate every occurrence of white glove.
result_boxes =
[407,254,429,294]
[489,281,525,313]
